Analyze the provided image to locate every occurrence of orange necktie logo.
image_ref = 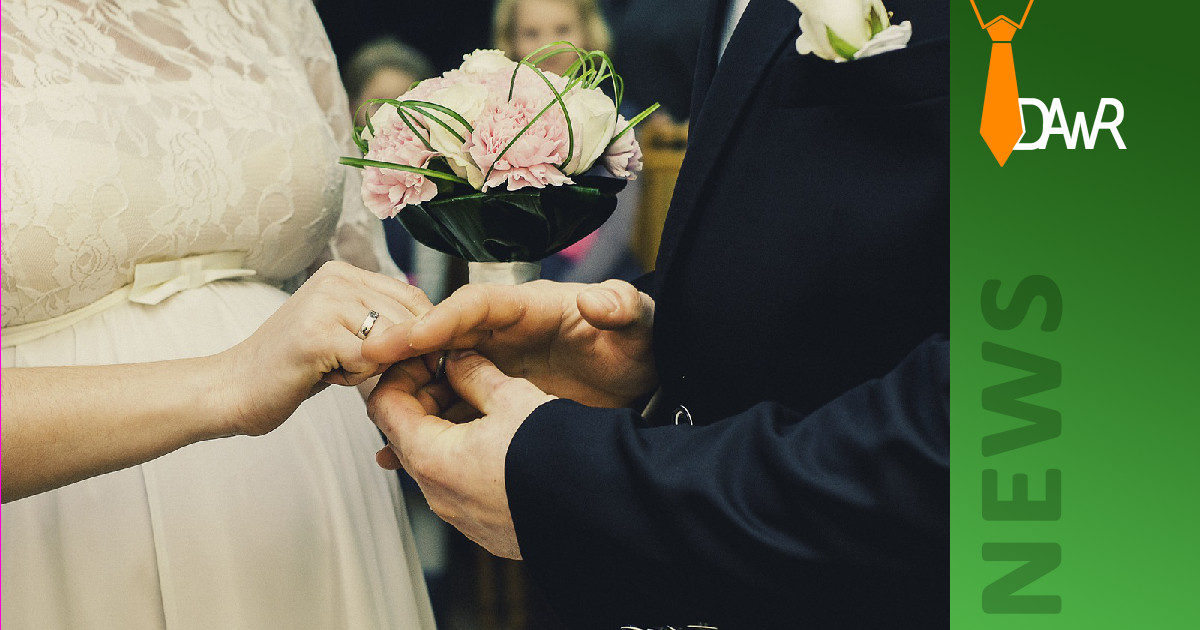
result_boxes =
[972,0,1036,166]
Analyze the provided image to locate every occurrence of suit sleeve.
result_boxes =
[505,335,949,629]
[630,270,656,298]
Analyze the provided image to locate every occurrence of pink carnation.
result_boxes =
[361,115,438,218]
[602,117,643,180]
[399,75,444,102]
[466,83,574,191]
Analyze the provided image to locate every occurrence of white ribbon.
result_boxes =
[467,261,542,286]
[2,252,256,348]
[129,252,256,305]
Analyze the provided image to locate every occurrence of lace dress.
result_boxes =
[1,1,434,627]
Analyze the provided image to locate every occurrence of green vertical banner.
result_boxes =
[951,0,1199,627]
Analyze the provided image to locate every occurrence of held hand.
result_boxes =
[362,279,657,408]
[221,261,433,436]
[369,350,554,560]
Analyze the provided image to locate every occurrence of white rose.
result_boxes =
[423,82,491,189]
[459,49,518,75]
[788,0,911,62]
[560,86,618,175]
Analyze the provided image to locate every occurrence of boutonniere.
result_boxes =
[787,0,912,62]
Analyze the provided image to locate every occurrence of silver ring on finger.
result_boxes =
[434,351,449,381]
[358,310,380,339]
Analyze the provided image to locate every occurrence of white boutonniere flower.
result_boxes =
[787,0,912,62]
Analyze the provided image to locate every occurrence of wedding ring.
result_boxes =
[433,351,449,381]
[358,310,380,339]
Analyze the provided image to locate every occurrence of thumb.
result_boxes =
[368,369,454,470]
[445,350,549,415]
[578,279,653,331]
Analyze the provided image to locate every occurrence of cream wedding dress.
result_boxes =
[1,1,435,628]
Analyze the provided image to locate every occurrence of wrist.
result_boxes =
[195,350,245,439]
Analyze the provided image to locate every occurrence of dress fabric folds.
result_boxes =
[1,1,433,628]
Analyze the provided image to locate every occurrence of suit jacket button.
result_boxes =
[673,404,693,426]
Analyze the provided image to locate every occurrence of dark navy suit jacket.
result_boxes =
[506,1,950,627]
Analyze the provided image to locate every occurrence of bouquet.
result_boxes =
[340,44,657,283]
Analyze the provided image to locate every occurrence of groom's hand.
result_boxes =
[362,279,657,408]
[368,350,554,560]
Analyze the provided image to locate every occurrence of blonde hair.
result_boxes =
[492,0,612,58]
[344,37,435,103]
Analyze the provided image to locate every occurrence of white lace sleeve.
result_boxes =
[290,2,405,282]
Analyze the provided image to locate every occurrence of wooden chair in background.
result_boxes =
[632,115,689,271]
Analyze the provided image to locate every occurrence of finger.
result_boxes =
[406,284,533,352]
[344,288,419,341]
[321,329,377,386]
[417,379,459,415]
[442,400,482,424]
[367,362,431,418]
[368,391,455,474]
[360,310,469,366]
[322,260,434,318]
[311,281,425,377]
[326,311,415,386]
[445,350,548,416]
[376,445,404,471]
[359,274,433,318]
[578,279,654,331]
[333,310,396,382]
[307,262,431,332]
[339,298,434,384]
[360,318,421,364]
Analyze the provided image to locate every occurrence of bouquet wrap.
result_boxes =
[398,175,626,263]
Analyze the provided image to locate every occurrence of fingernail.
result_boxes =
[593,289,620,314]
[407,318,430,350]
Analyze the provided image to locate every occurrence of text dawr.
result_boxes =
[1013,98,1126,151]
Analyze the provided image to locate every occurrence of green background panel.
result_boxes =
[950,0,1199,627]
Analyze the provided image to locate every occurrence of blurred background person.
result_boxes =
[344,36,437,127]
[493,0,609,75]
[342,36,460,304]
[317,0,493,74]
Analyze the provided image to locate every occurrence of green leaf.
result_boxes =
[826,26,860,60]
[394,99,473,140]
[396,108,435,152]
[352,124,369,154]
[611,102,661,144]
[523,41,587,82]
[337,157,471,184]
[402,103,464,144]
[359,98,474,146]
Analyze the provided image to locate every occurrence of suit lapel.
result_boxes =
[653,0,799,290]
[685,0,726,124]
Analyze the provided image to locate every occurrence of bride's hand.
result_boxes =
[219,261,432,436]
